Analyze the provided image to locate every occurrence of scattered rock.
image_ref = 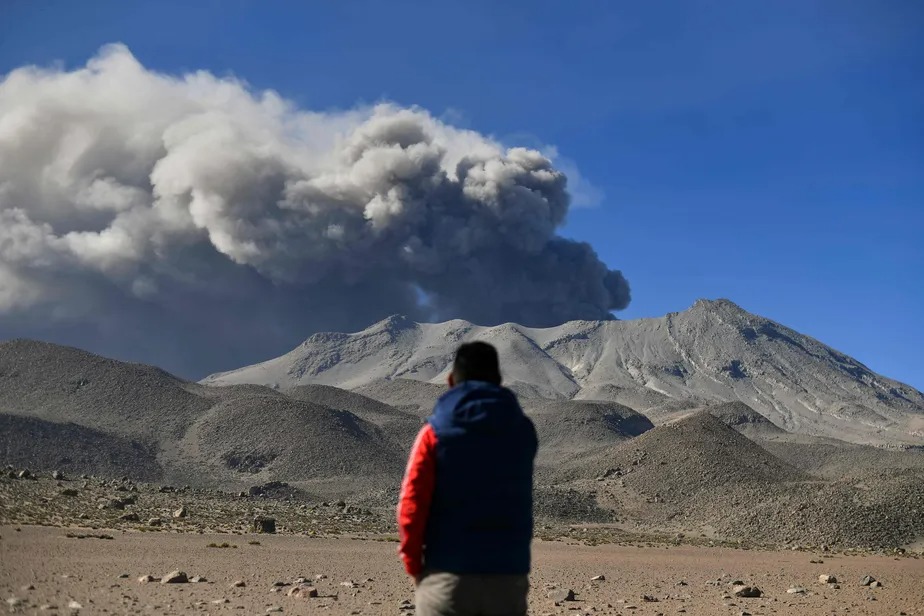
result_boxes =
[17,470,32,479]
[287,585,319,598]
[732,585,762,598]
[787,587,806,594]
[160,570,189,584]
[548,589,575,602]
[818,574,837,584]
[147,518,162,527]
[117,574,129,579]
[266,607,283,613]
[138,575,157,583]
[6,598,23,609]
[99,498,125,510]
[172,506,187,519]
[118,512,139,522]
[230,580,246,588]
[642,594,658,602]
[67,600,82,610]
[211,599,230,604]
[591,575,606,581]
[253,516,276,534]
[190,576,207,583]
[860,575,876,586]
[52,470,65,480]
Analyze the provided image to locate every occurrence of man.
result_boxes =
[397,341,538,616]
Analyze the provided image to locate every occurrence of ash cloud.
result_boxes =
[0,44,630,376]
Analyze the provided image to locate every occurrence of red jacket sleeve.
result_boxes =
[397,423,437,577]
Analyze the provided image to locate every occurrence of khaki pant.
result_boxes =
[415,571,529,616]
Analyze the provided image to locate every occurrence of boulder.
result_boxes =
[548,589,575,602]
[253,516,276,534]
[161,570,189,584]
[287,585,319,598]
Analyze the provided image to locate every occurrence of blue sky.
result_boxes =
[1,0,922,389]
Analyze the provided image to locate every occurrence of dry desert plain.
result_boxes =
[2,525,922,616]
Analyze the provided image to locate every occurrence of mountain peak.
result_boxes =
[370,314,417,331]
[691,298,746,312]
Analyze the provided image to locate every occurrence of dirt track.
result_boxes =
[1,525,921,615]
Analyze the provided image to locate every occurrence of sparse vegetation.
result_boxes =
[65,532,114,540]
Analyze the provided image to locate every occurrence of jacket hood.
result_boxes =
[430,380,523,432]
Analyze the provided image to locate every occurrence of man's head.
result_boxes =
[448,341,501,388]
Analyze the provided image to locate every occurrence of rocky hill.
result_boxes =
[0,413,163,481]
[3,335,924,550]
[0,340,406,495]
[523,399,654,466]
[559,413,924,548]
[203,299,924,446]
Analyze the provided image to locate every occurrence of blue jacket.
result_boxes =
[414,380,537,574]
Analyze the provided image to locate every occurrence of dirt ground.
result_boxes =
[1,525,921,615]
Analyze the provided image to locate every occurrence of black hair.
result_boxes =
[451,341,501,385]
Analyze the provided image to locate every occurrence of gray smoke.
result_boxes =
[0,44,630,376]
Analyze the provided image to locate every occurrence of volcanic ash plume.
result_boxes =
[0,44,630,375]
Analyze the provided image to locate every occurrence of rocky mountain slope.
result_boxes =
[204,299,924,446]
[561,413,924,549]
[3,335,924,550]
[0,340,406,494]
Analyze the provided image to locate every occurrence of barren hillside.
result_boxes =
[204,299,924,445]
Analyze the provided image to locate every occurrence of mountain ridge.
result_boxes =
[203,299,924,446]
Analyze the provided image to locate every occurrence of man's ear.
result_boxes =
[447,373,455,388]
